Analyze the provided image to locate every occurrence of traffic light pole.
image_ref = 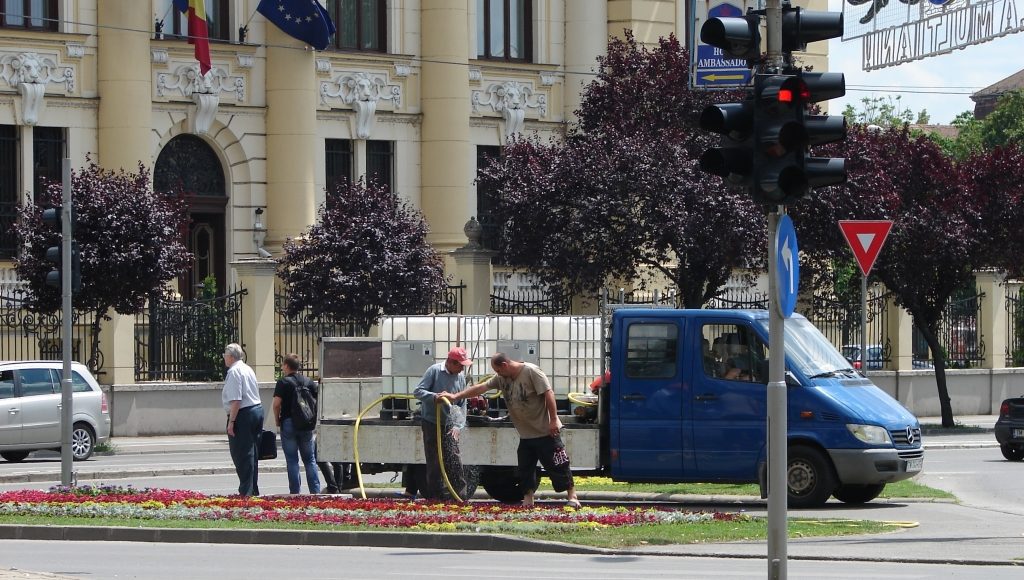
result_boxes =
[60,158,73,487]
[764,1,788,578]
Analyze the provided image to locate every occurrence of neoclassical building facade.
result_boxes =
[0,0,834,384]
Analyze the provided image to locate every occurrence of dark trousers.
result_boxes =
[420,420,467,500]
[228,404,264,496]
[517,432,574,493]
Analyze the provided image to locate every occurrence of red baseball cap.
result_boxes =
[447,347,473,366]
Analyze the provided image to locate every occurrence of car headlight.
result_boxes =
[846,424,892,445]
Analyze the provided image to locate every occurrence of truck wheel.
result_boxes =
[1,451,30,463]
[1000,444,1024,461]
[832,483,885,504]
[787,445,837,508]
[480,466,540,504]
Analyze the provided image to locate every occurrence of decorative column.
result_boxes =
[421,0,473,254]
[95,1,153,384]
[264,26,318,251]
[886,296,915,371]
[564,0,606,123]
[233,259,278,382]
[97,0,153,171]
[450,218,495,315]
[977,270,1007,370]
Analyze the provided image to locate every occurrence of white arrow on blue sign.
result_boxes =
[775,215,799,318]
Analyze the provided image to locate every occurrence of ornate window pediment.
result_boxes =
[472,80,547,140]
[156,64,246,135]
[0,51,75,126]
[320,71,402,139]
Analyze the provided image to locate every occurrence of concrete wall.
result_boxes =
[108,370,1024,436]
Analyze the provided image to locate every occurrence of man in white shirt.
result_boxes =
[222,342,264,496]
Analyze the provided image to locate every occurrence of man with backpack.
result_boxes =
[273,353,321,494]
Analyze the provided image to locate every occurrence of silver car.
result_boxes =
[0,360,111,462]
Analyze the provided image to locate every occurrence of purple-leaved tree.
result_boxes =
[14,162,192,366]
[277,179,447,332]
[477,34,765,308]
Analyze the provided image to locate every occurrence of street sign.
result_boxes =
[775,214,799,318]
[691,0,756,89]
[838,220,893,276]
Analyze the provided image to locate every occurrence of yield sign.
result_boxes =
[839,220,893,276]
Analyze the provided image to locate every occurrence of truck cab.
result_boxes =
[609,308,923,507]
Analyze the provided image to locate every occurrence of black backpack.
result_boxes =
[288,375,318,431]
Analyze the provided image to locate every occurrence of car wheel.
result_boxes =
[1000,444,1024,461]
[832,483,886,504]
[1,451,31,463]
[71,422,96,461]
[787,445,837,509]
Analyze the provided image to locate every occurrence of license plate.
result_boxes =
[1013,428,1024,439]
[905,457,923,472]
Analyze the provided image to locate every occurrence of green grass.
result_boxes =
[534,476,954,500]
[0,514,895,548]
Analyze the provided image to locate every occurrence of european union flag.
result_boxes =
[257,0,336,51]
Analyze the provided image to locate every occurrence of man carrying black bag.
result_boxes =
[273,353,321,494]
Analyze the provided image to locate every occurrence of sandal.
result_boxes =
[566,499,582,509]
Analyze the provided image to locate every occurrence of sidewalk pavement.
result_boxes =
[2,413,1018,579]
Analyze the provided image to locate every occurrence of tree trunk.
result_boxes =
[916,320,956,428]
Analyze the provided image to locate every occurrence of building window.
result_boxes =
[477,0,531,61]
[366,140,394,192]
[32,126,64,203]
[327,0,387,52]
[476,145,502,252]
[0,126,17,258]
[325,138,354,188]
[1,0,58,31]
[166,0,231,42]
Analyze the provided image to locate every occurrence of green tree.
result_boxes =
[841,95,924,128]
[277,179,446,332]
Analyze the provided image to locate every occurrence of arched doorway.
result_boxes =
[154,134,227,300]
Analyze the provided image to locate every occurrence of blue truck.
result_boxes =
[318,308,924,508]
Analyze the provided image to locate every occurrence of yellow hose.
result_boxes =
[350,393,473,502]
[568,392,597,406]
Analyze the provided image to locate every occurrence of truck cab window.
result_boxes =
[704,324,768,383]
[625,323,677,378]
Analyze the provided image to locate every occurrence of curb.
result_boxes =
[0,524,1016,567]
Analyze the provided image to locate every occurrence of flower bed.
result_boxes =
[0,485,746,533]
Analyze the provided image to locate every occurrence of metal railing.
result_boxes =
[0,285,104,375]
[490,287,571,315]
[1008,289,1024,367]
[134,287,247,382]
[917,287,985,368]
[805,290,892,367]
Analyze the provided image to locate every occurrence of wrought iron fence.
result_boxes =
[805,290,892,368]
[606,287,681,307]
[134,287,247,382]
[1008,288,1024,367]
[274,291,375,378]
[490,287,571,315]
[705,286,769,310]
[0,285,104,375]
[917,287,985,368]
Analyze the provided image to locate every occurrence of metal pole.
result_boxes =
[60,158,73,486]
[860,274,868,372]
[765,0,783,70]
[767,209,787,579]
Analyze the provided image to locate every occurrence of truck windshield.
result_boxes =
[755,317,854,378]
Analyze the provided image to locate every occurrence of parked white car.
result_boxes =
[0,360,111,461]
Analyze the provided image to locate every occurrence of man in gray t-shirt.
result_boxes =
[413,347,471,500]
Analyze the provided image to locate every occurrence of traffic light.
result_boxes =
[781,6,844,55]
[800,71,847,189]
[698,97,755,189]
[751,73,809,204]
[700,13,761,62]
[41,206,80,293]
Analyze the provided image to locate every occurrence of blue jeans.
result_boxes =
[281,417,320,494]
[228,404,264,496]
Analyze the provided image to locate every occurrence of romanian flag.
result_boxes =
[173,0,211,75]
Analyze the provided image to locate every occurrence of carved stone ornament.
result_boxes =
[320,71,402,139]
[472,81,547,139]
[0,52,75,126]
[157,64,246,135]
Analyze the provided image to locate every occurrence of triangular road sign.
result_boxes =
[838,220,893,276]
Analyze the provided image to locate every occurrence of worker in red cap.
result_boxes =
[412,346,473,500]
